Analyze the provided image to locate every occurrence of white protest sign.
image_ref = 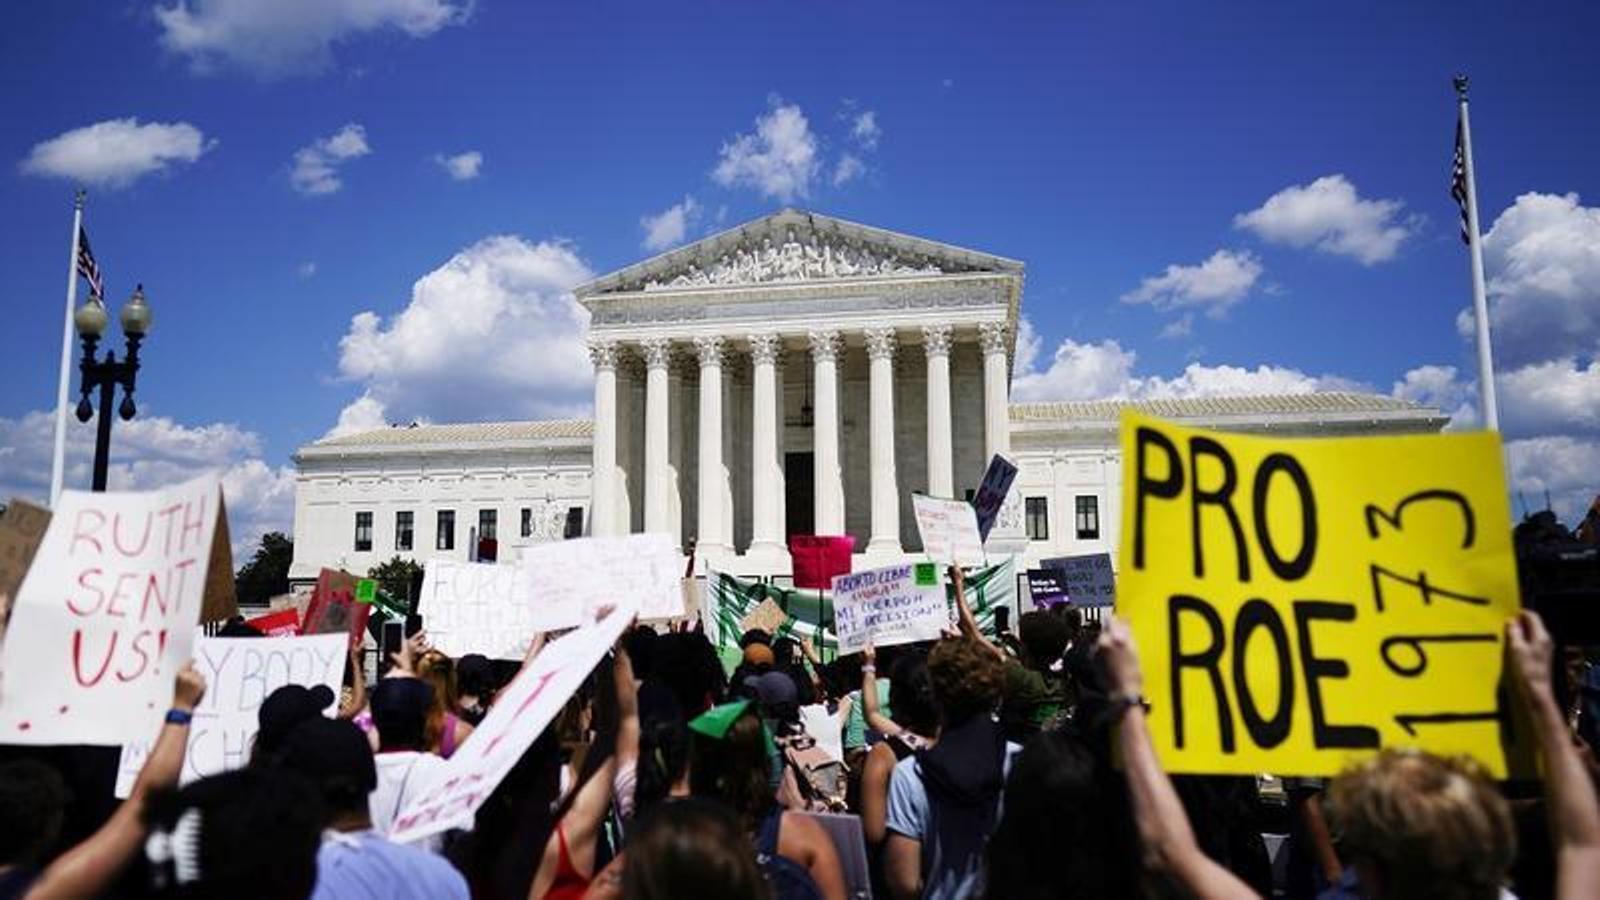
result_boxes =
[114,633,346,796]
[911,495,985,567]
[799,704,844,763]
[1043,553,1116,607]
[419,559,538,660]
[830,562,948,655]
[517,534,680,632]
[387,603,636,844]
[0,477,220,746]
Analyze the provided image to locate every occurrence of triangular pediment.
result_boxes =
[576,209,1023,298]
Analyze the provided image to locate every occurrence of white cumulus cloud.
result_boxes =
[291,123,370,195]
[20,118,213,189]
[1121,249,1263,318]
[0,409,293,560]
[322,392,391,440]
[1234,174,1415,265]
[1460,191,1600,369]
[712,98,819,202]
[832,154,865,187]
[1507,436,1600,526]
[334,235,596,429]
[851,111,881,150]
[154,0,469,76]
[640,196,700,251]
[1011,320,1349,404]
[435,150,482,180]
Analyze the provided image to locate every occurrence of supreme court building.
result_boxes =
[289,210,1446,583]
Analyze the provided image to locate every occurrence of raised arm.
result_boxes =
[26,663,207,900]
[339,641,367,719]
[1508,610,1600,900]
[529,644,632,900]
[1099,616,1259,900]
[861,642,901,737]
[615,638,640,770]
[949,566,1003,660]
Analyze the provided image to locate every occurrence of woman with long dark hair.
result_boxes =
[688,701,847,900]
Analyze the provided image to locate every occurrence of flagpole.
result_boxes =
[1455,75,1500,432]
[49,189,87,505]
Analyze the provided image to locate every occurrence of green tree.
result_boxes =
[368,556,424,612]
[235,532,294,607]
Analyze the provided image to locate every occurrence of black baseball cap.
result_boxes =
[256,684,338,760]
[275,718,377,810]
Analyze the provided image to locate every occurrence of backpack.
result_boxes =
[776,731,847,812]
[755,810,824,900]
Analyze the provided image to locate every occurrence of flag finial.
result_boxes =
[1453,74,1470,101]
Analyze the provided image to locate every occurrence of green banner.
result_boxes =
[705,557,1017,667]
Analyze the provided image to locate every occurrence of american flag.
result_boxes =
[76,226,103,299]
[1451,120,1471,245]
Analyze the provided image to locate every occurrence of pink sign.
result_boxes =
[789,535,855,590]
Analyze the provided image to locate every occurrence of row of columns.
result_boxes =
[588,321,1013,556]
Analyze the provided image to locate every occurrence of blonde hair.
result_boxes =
[416,650,457,753]
[1326,749,1514,900]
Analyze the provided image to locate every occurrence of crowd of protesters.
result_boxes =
[1,564,1598,900]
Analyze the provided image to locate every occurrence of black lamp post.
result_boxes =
[73,284,152,492]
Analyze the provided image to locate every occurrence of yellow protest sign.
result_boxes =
[1117,411,1527,778]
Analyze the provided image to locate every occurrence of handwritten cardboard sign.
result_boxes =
[1026,569,1069,608]
[1118,411,1526,778]
[1042,553,1116,608]
[199,497,237,624]
[831,563,947,655]
[517,534,680,632]
[0,477,221,745]
[912,495,984,567]
[114,633,346,796]
[0,500,52,640]
[971,454,1019,541]
[740,598,789,637]
[302,568,371,650]
[789,536,855,590]
[418,559,540,660]
[387,603,636,844]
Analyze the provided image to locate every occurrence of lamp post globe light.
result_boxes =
[73,284,152,492]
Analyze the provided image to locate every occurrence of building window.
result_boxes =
[521,507,533,538]
[395,511,413,551]
[563,506,584,539]
[1025,497,1049,541]
[1075,496,1100,540]
[354,511,373,552]
[479,509,498,541]
[437,510,456,551]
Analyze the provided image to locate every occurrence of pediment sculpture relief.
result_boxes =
[638,227,971,291]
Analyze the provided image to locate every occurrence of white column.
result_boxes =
[588,339,619,535]
[922,324,954,499]
[809,330,845,535]
[641,338,672,535]
[979,321,1011,460]
[667,359,687,549]
[748,334,785,553]
[694,335,728,555]
[864,327,901,554]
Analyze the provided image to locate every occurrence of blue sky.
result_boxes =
[3,0,1598,549]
